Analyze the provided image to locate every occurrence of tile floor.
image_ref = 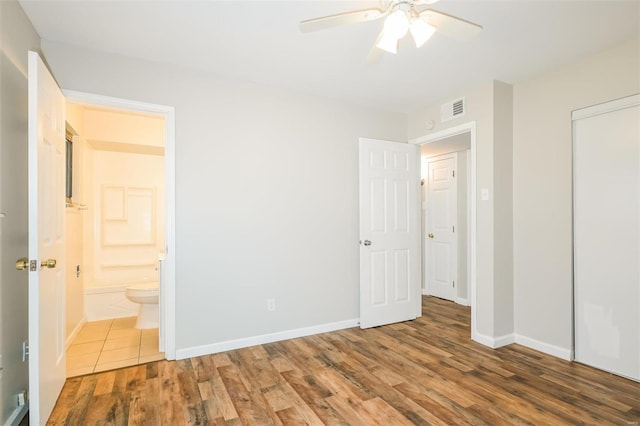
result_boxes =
[66,316,164,378]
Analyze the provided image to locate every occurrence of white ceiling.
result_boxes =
[19,0,640,113]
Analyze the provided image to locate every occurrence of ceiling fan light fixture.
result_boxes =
[384,10,410,39]
[376,30,399,54]
[409,18,436,48]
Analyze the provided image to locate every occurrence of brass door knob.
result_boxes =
[16,258,29,271]
[428,233,434,239]
[41,259,57,269]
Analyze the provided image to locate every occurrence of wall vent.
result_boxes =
[440,97,466,122]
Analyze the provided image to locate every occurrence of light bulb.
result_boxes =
[376,31,399,54]
[409,18,436,48]
[384,10,409,39]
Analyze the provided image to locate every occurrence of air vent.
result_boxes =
[440,97,466,123]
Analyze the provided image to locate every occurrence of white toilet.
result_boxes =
[125,282,159,329]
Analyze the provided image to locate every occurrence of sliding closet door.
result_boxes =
[573,95,640,381]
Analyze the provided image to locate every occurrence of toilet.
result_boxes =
[125,282,159,329]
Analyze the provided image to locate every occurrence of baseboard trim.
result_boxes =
[176,318,360,360]
[472,331,514,349]
[66,316,87,349]
[6,402,28,426]
[514,334,572,361]
[455,297,469,306]
[493,333,515,348]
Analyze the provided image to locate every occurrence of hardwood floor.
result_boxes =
[48,296,639,425]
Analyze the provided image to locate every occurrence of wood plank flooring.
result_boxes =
[48,296,640,425]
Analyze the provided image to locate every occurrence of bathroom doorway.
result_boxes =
[63,95,174,376]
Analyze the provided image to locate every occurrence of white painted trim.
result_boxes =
[472,332,514,349]
[65,316,86,349]
[455,297,469,306]
[515,334,572,361]
[176,319,360,360]
[5,402,28,426]
[471,331,496,348]
[62,90,177,360]
[493,333,515,348]
[571,93,639,121]
[410,122,479,344]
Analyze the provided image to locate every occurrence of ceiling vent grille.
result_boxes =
[440,97,466,123]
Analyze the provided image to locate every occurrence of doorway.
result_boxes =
[64,90,176,364]
[65,103,168,376]
[411,122,478,338]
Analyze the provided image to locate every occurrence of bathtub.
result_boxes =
[84,282,157,321]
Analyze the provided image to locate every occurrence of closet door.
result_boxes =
[573,95,639,381]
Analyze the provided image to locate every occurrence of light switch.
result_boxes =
[481,188,489,201]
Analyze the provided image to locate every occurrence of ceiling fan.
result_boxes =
[299,0,482,56]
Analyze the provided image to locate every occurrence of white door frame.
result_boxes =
[410,121,478,341]
[64,90,177,360]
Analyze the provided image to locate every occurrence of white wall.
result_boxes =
[83,108,164,149]
[41,40,408,352]
[513,39,640,355]
[0,0,39,423]
[492,81,513,338]
[409,81,514,342]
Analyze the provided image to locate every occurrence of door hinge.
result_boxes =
[452,225,455,233]
[452,170,455,178]
[453,280,455,288]
[29,260,37,271]
[421,179,425,186]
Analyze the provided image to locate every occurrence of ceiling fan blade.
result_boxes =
[299,8,386,33]
[419,9,482,41]
[412,0,441,5]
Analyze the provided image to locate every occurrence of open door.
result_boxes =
[28,51,67,424]
[359,138,420,328]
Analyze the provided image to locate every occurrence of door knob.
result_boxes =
[428,233,434,239]
[16,258,29,271]
[40,259,57,269]
[363,240,372,246]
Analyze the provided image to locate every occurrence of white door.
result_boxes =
[425,154,457,301]
[574,95,640,381]
[359,138,420,328]
[28,51,67,424]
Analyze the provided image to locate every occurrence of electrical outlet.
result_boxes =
[267,298,276,312]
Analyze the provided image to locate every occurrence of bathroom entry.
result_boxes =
[65,103,167,376]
